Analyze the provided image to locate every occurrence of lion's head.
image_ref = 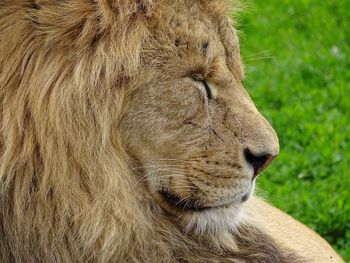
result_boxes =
[121,1,279,233]
[1,0,280,262]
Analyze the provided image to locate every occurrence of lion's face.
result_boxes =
[121,2,279,233]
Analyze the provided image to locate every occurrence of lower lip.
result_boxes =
[158,191,236,212]
[158,190,210,212]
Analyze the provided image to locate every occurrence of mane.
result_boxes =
[0,1,304,262]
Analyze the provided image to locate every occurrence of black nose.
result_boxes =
[244,149,276,178]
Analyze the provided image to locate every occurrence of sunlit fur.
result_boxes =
[0,0,304,262]
[184,204,243,235]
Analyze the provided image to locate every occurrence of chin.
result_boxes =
[180,203,244,235]
[153,185,254,237]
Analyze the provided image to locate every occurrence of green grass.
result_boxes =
[237,0,350,261]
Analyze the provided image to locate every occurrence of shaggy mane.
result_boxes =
[0,1,304,262]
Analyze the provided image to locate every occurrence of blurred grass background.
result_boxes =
[237,0,350,261]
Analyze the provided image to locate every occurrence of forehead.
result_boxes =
[145,0,243,80]
[151,0,227,42]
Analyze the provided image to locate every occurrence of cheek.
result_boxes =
[151,82,208,123]
[122,83,210,158]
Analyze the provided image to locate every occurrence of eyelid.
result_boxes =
[190,75,213,100]
[201,80,213,100]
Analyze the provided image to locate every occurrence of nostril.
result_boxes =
[244,149,275,178]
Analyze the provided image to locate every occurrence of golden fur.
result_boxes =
[0,0,333,262]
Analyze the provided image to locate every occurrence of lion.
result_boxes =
[0,0,344,262]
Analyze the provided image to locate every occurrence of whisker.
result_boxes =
[131,164,184,172]
[175,194,193,207]
[156,158,192,164]
[135,168,185,184]
[244,49,273,58]
[136,169,187,185]
[244,56,275,62]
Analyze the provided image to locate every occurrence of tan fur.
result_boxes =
[245,197,345,263]
[0,0,343,262]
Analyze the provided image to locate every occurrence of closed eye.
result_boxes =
[190,74,213,100]
[201,80,213,100]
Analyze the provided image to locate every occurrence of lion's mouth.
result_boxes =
[159,190,232,212]
[159,190,209,212]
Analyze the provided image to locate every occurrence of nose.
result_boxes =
[244,149,276,178]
